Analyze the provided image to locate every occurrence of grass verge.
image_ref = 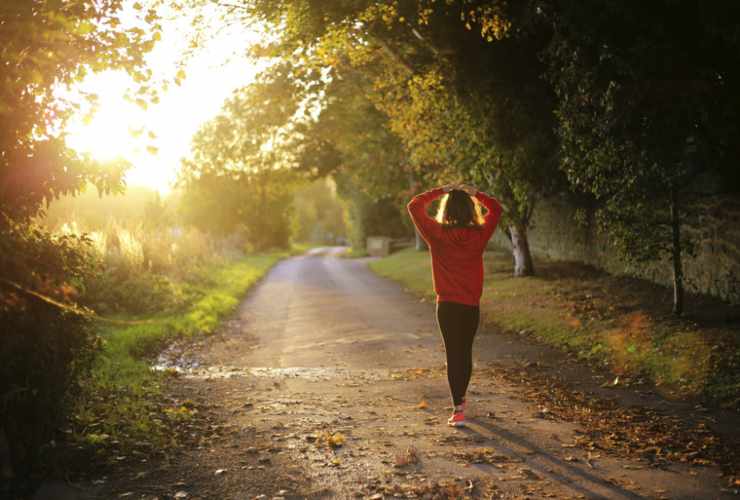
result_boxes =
[369,248,740,409]
[70,251,286,460]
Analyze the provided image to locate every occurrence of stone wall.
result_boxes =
[490,194,740,304]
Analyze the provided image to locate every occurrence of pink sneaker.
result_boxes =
[447,409,466,427]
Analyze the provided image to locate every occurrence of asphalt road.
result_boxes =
[87,247,733,500]
[202,246,439,370]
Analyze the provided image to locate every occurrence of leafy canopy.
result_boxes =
[0,0,161,220]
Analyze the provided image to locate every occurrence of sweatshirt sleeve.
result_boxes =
[475,191,503,242]
[407,188,445,245]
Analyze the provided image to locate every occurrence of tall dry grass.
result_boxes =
[55,219,243,315]
[59,219,224,275]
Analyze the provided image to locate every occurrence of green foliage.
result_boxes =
[0,1,160,220]
[291,178,347,244]
[179,64,306,250]
[291,72,412,248]
[1,305,97,479]
[179,171,295,250]
[297,73,409,196]
[84,270,187,315]
[71,253,285,466]
[357,2,560,230]
[341,182,409,251]
[0,219,98,479]
[242,0,563,273]
[0,1,160,483]
[545,0,740,311]
[45,191,224,314]
[546,0,740,249]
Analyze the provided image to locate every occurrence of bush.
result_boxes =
[0,220,98,482]
[83,270,188,315]
[70,223,217,315]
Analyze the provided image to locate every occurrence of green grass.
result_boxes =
[72,251,286,454]
[368,247,432,295]
[370,247,740,408]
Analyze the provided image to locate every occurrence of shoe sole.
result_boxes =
[447,420,466,427]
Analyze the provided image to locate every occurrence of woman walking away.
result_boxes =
[407,183,503,427]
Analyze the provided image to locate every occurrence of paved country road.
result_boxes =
[89,247,734,500]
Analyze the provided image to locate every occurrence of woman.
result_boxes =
[407,183,503,427]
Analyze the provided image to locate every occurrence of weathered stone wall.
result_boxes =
[490,195,740,304]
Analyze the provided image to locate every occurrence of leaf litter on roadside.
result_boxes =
[479,362,740,478]
[393,445,419,467]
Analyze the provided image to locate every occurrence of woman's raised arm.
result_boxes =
[407,187,447,244]
[473,191,503,241]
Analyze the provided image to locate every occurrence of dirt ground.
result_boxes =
[63,247,738,499]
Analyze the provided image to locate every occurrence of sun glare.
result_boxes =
[65,71,143,163]
[64,5,266,194]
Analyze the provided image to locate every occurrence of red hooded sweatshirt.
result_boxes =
[407,188,502,306]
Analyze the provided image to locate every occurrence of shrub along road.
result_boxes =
[88,247,737,499]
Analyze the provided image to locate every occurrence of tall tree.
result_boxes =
[291,71,415,249]
[0,0,160,220]
[364,1,561,275]
[244,0,563,275]
[0,0,160,481]
[179,63,304,249]
[545,0,740,314]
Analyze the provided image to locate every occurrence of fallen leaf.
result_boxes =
[328,432,345,448]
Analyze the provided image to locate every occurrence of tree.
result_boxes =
[291,71,415,250]
[0,0,160,483]
[178,63,304,249]
[291,178,347,244]
[243,0,564,275]
[0,0,160,220]
[179,170,295,249]
[545,0,740,314]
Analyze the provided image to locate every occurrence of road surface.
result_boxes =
[93,247,733,499]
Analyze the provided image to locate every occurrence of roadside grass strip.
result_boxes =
[72,252,286,458]
[369,247,740,408]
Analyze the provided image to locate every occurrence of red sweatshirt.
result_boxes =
[407,188,503,306]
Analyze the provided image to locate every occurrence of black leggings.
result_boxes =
[436,301,480,406]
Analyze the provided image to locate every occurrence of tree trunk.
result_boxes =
[670,188,684,315]
[509,223,534,276]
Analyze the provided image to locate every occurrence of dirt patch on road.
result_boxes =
[90,374,320,500]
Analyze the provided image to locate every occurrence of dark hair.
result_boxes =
[436,190,483,228]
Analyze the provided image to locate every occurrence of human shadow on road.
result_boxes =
[461,419,645,500]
